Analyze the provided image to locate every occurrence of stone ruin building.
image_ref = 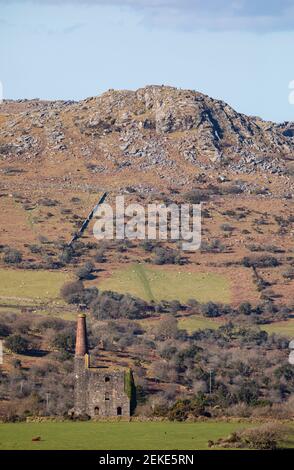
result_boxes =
[73,313,135,418]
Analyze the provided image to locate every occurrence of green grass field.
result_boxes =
[179,315,294,338]
[0,269,71,301]
[98,264,231,303]
[0,421,276,450]
[178,315,222,333]
[262,319,294,338]
[178,315,294,338]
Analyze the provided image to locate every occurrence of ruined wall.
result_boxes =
[87,369,130,417]
[74,356,130,417]
[74,357,89,416]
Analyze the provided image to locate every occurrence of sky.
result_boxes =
[0,0,294,122]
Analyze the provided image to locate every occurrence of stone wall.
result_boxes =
[74,357,89,416]
[88,369,130,417]
[74,356,130,418]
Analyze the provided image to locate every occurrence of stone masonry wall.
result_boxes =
[74,356,130,418]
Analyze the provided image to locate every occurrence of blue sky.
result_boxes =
[1,0,294,122]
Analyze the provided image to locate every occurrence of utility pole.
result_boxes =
[45,392,50,413]
[209,370,213,395]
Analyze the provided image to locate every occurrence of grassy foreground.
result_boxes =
[98,264,231,303]
[0,421,262,450]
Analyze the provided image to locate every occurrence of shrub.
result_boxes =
[282,268,294,280]
[36,317,67,332]
[210,423,288,450]
[59,248,73,265]
[3,247,22,264]
[71,197,81,204]
[91,291,149,320]
[38,198,58,207]
[140,241,156,252]
[201,302,222,318]
[238,302,253,316]
[5,335,29,354]
[60,281,87,304]
[237,381,259,405]
[222,185,244,195]
[242,256,280,268]
[237,424,288,450]
[201,239,226,253]
[76,261,95,280]
[95,248,106,263]
[11,358,22,369]
[153,248,183,265]
[153,316,179,340]
[220,223,234,232]
[0,322,11,337]
[52,329,75,353]
[28,244,42,254]
[183,189,210,204]
[167,396,206,421]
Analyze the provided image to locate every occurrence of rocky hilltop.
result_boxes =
[1,85,294,180]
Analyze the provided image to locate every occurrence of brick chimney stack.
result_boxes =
[75,313,88,357]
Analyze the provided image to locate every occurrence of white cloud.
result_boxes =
[1,0,294,32]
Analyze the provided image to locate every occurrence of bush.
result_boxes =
[236,424,288,450]
[0,322,11,337]
[5,334,29,354]
[140,241,156,253]
[11,358,22,369]
[222,184,244,195]
[220,223,234,232]
[237,381,259,405]
[38,198,58,207]
[201,239,226,253]
[3,247,22,264]
[52,329,75,353]
[36,317,67,332]
[238,302,253,316]
[242,256,280,268]
[201,302,222,318]
[59,248,73,265]
[183,189,210,204]
[282,268,294,280]
[210,423,288,450]
[153,316,179,340]
[95,248,106,263]
[153,248,183,265]
[61,281,98,307]
[76,261,95,280]
[60,281,85,304]
[167,396,206,421]
[91,291,149,320]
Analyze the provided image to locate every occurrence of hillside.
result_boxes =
[0,86,293,421]
[1,85,294,185]
[0,85,293,300]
